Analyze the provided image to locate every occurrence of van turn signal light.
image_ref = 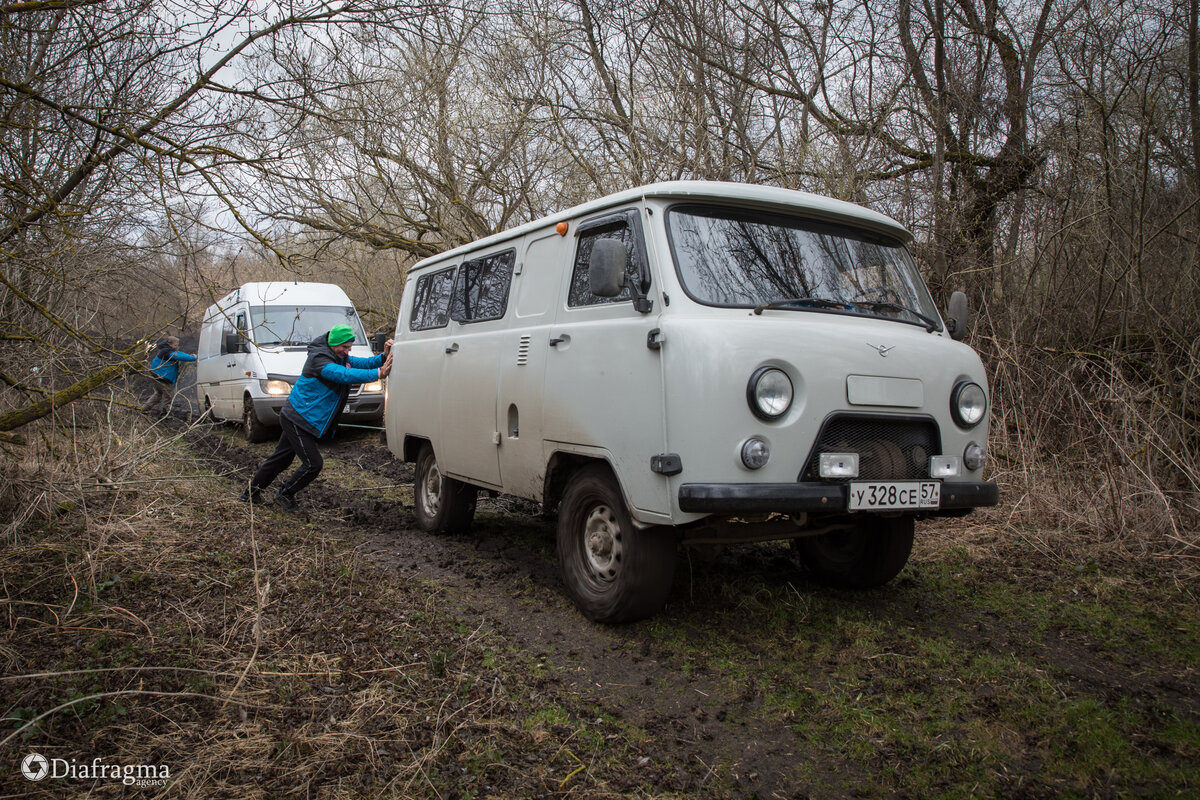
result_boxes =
[556,222,569,236]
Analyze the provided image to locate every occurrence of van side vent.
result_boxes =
[516,335,531,366]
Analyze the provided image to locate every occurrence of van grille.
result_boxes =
[516,335,531,366]
[801,414,941,481]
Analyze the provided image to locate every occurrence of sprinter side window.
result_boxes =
[568,220,643,307]
[219,316,235,355]
[410,267,457,330]
[450,249,515,323]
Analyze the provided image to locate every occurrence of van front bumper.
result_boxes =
[678,481,999,515]
[251,395,385,426]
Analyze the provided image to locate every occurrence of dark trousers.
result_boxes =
[144,380,174,415]
[250,415,324,497]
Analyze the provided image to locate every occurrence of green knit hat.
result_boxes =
[327,324,355,347]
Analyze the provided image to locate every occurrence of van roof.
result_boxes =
[211,281,352,308]
[411,180,913,273]
[204,282,356,319]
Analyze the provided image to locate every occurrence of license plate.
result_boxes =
[848,481,940,511]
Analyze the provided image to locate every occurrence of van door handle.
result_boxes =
[549,336,569,347]
[445,343,459,354]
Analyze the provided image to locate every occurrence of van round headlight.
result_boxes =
[747,367,793,420]
[951,381,987,428]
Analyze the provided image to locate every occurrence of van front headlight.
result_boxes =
[362,380,383,393]
[951,381,987,428]
[747,367,793,420]
[261,379,292,396]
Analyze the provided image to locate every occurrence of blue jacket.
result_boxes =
[282,335,384,438]
[150,341,197,384]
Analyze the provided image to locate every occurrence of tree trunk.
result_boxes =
[0,358,140,432]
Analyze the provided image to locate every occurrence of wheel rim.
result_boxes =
[420,458,443,518]
[582,504,622,582]
[809,530,868,568]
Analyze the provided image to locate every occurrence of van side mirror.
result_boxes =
[946,291,970,341]
[370,332,388,353]
[224,332,245,354]
[589,238,628,298]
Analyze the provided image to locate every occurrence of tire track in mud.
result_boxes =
[187,424,831,797]
[340,441,831,798]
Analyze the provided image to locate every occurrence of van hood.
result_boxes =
[252,345,374,381]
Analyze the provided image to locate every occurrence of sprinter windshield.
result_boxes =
[666,205,940,329]
[250,306,367,347]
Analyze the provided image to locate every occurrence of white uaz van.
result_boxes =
[198,282,384,441]
[385,182,998,623]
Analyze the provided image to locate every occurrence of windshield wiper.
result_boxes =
[854,300,941,332]
[753,297,851,315]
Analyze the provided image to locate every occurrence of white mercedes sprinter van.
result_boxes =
[385,182,998,623]
[198,282,384,441]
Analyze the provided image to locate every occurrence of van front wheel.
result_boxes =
[242,396,271,443]
[793,516,914,588]
[557,466,677,623]
[414,444,476,535]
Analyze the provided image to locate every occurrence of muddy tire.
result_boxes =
[242,395,271,443]
[793,516,914,588]
[414,443,476,535]
[557,465,677,624]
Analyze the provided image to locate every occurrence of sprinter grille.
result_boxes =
[801,415,941,481]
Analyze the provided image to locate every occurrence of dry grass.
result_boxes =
[978,335,1199,571]
[0,404,569,798]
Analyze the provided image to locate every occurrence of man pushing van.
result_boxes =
[241,324,393,511]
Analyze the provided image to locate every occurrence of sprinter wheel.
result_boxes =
[242,396,271,442]
[556,465,677,623]
[414,444,476,535]
[793,516,914,588]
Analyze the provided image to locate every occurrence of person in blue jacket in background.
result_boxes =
[242,324,393,512]
[144,336,197,417]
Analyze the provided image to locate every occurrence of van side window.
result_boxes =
[568,222,640,307]
[450,249,516,323]
[410,267,457,330]
[219,316,234,355]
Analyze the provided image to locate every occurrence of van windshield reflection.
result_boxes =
[251,306,366,347]
[667,205,941,330]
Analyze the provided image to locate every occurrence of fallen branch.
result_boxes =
[0,357,141,433]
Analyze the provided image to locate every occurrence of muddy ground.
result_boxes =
[174,420,1198,798]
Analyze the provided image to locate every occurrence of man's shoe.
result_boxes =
[239,488,264,504]
[274,491,301,512]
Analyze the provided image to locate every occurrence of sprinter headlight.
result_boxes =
[362,380,383,393]
[261,379,292,396]
[747,367,793,420]
[951,381,987,428]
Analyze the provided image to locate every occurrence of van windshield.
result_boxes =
[666,205,941,330]
[250,305,367,347]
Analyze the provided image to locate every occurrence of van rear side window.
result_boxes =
[410,267,457,330]
[450,249,516,323]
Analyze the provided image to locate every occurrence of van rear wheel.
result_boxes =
[793,516,914,588]
[557,466,677,623]
[414,444,476,534]
[242,396,271,443]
